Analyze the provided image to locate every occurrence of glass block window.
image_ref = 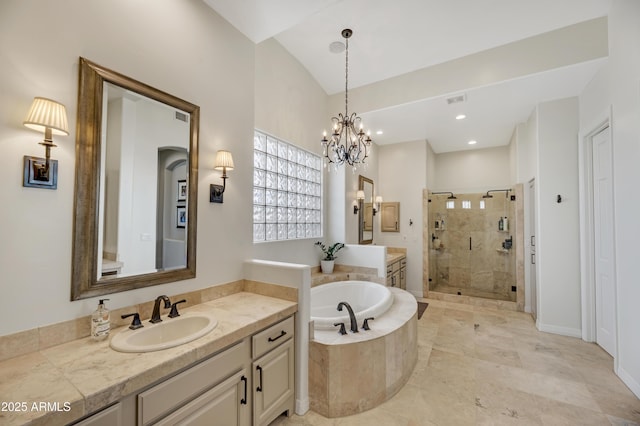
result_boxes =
[253,130,322,242]
[446,200,455,209]
[462,200,471,209]
[479,200,486,209]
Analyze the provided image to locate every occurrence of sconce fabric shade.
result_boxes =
[356,190,365,200]
[214,150,234,171]
[23,97,69,136]
[375,196,383,204]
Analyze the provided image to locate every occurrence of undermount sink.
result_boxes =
[110,311,218,353]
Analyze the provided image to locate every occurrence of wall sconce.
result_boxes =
[210,150,234,203]
[353,190,365,214]
[22,97,69,189]
[373,195,383,215]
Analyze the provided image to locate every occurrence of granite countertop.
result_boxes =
[0,292,297,426]
[386,252,406,265]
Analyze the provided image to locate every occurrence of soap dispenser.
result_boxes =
[91,299,111,341]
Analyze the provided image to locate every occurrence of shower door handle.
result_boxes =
[469,237,472,250]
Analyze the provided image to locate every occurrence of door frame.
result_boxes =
[527,178,537,321]
[578,106,619,365]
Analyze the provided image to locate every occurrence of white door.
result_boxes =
[529,179,537,321]
[592,126,616,356]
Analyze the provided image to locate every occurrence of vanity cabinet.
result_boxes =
[399,258,407,289]
[137,316,295,426]
[74,315,296,426]
[386,256,407,290]
[138,339,251,426]
[252,317,295,426]
[154,370,249,426]
[74,403,123,426]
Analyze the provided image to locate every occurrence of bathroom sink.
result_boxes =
[110,312,218,353]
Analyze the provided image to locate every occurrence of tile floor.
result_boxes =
[271,298,640,425]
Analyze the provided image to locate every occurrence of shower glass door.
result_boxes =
[428,191,516,302]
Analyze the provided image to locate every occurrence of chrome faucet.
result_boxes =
[337,302,358,333]
[150,295,171,323]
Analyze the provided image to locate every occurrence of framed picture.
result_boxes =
[177,180,187,202]
[176,206,187,228]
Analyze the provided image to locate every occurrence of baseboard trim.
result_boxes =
[408,289,423,299]
[617,366,640,399]
[536,322,582,338]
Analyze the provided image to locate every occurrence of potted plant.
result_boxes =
[314,241,345,274]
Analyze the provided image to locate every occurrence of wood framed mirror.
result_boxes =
[71,57,200,300]
[358,175,374,244]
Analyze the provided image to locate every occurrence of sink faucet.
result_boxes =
[337,302,358,333]
[150,295,171,323]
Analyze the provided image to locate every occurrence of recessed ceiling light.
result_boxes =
[456,114,466,120]
[468,140,477,145]
[376,130,383,135]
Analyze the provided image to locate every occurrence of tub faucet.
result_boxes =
[150,295,171,323]
[337,302,358,333]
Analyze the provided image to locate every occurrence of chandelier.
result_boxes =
[322,28,372,169]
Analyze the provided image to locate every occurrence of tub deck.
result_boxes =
[309,288,418,417]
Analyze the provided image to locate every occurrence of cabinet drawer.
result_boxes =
[154,370,249,426]
[400,258,406,268]
[138,339,250,426]
[74,403,122,426]
[252,316,294,359]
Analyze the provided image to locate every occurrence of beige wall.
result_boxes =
[377,140,428,297]
[252,38,331,264]
[535,97,581,335]
[579,0,640,397]
[0,0,322,336]
[433,145,512,193]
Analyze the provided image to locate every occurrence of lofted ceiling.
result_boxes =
[203,0,611,153]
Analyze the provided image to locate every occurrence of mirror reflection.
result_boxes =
[72,58,199,300]
[100,83,190,278]
[358,175,374,244]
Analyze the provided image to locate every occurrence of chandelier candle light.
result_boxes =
[322,29,372,169]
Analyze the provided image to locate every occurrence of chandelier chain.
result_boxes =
[344,36,348,118]
[321,28,371,169]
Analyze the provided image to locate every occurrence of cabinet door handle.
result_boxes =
[240,375,248,405]
[268,330,287,342]
[256,366,263,392]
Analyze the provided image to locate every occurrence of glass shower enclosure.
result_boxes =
[427,190,517,302]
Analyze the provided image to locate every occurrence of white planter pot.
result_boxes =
[320,260,335,274]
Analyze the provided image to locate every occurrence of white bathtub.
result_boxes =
[310,281,393,330]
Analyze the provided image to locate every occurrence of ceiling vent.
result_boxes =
[175,111,188,122]
[446,94,466,105]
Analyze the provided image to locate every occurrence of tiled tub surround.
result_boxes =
[309,288,418,417]
[0,289,297,426]
[310,264,383,287]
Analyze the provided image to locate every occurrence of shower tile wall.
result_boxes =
[429,192,516,301]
